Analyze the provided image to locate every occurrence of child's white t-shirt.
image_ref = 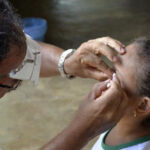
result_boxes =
[92,131,150,150]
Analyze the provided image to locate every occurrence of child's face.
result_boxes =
[114,42,150,119]
[114,42,140,97]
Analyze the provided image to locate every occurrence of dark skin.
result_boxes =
[0,36,125,98]
[0,44,25,97]
[40,76,129,150]
[39,37,126,80]
[0,37,125,97]
[105,42,150,146]
[0,36,129,150]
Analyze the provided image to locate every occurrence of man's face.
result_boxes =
[114,42,140,97]
[0,45,26,98]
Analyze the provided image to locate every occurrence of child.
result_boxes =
[92,37,150,150]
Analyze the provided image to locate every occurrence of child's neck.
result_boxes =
[105,115,150,146]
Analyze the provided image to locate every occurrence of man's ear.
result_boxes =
[136,97,150,115]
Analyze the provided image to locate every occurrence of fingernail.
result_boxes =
[120,48,126,53]
[105,79,111,83]
[107,82,111,88]
[112,56,118,62]
[112,73,116,80]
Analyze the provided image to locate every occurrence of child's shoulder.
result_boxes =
[91,131,108,150]
[91,131,150,150]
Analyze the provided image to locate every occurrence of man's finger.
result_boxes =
[97,37,126,54]
[86,68,109,81]
[84,42,120,63]
[97,58,114,77]
[93,81,109,99]
[104,73,120,96]
[82,53,114,77]
[95,74,121,103]
[110,73,121,89]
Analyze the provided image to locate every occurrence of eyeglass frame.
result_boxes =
[0,74,22,91]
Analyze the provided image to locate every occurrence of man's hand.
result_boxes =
[40,75,129,150]
[64,37,126,81]
[71,74,129,140]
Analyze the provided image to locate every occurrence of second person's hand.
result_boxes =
[64,37,126,81]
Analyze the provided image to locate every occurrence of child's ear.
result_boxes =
[136,97,150,114]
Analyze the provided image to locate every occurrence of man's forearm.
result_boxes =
[38,42,64,77]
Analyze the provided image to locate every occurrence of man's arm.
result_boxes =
[38,37,126,80]
[38,42,64,77]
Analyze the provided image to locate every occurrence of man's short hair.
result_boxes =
[0,0,26,63]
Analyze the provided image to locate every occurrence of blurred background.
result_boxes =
[0,0,150,150]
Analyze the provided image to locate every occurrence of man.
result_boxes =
[0,0,129,149]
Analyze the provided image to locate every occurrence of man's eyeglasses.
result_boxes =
[0,80,22,91]
[0,74,22,91]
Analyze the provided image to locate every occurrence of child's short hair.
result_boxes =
[132,37,150,98]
